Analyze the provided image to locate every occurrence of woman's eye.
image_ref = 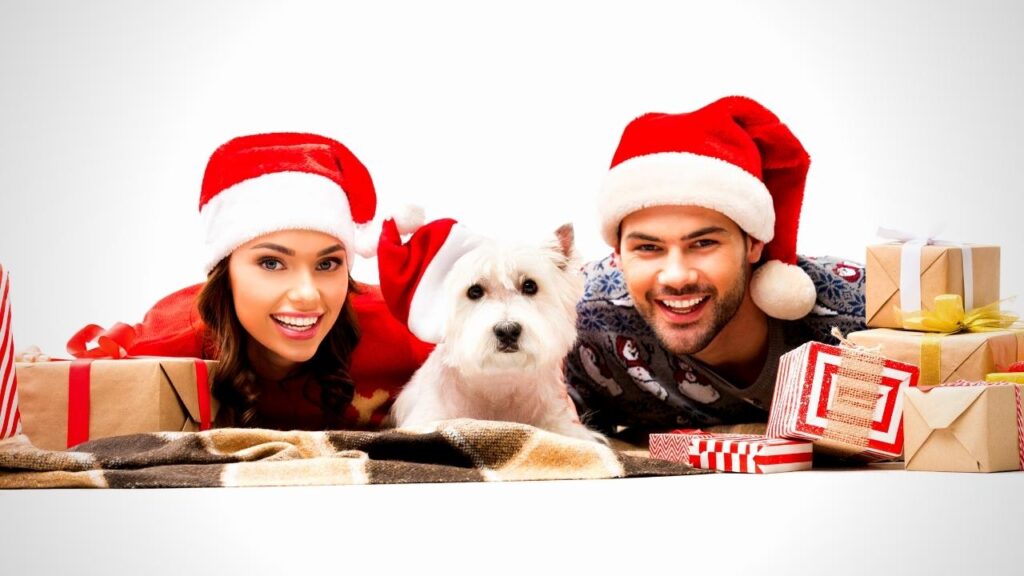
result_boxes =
[259,257,284,271]
[521,279,538,295]
[467,284,485,300]
[317,258,343,272]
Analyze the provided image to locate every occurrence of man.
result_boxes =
[566,96,866,434]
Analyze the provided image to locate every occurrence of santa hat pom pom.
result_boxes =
[750,260,816,321]
[353,221,383,259]
[394,204,426,235]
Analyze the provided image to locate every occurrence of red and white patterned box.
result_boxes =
[1,264,22,440]
[767,341,919,460]
[649,430,813,474]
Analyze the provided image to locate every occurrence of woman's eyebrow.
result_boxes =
[247,243,346,257]
[317,244,345,257]
[250,243,293,256]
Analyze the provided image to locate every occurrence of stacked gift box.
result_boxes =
[853,237,1023,472]
[651,237,1023,473]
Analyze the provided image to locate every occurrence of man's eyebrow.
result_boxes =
[623,226,727,243]
[623,232,662,243]
[680,226,727,241]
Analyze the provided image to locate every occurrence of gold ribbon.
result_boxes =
[901,295,1022,386]
[900,294,1021,334]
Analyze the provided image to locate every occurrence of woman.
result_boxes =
[78,132,432,430]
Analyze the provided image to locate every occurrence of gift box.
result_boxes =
[767,340,919,460]
[1,264,21,439]
[16,357,217,451]
[865,243,999,329]
[986,372,1024,384]
[649,430,812,473]
[847,328,1023,386]
[903,382,1022,472]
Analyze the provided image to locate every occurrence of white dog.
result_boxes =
[390,224,605,443]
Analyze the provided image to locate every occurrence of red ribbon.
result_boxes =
[66,323,137,359]
[64,324,211,447]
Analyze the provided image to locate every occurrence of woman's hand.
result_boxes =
[14,345,50,363]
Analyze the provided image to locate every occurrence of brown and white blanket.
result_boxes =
[0,419,702,488]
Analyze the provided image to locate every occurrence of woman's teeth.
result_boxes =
[272,315,318,329]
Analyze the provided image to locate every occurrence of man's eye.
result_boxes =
[634,244,660,252]
[692,239,718,249]
[467,284,485,300]
[317,258,343,272]
[259,257,284,271]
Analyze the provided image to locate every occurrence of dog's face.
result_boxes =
[440,225,583,378]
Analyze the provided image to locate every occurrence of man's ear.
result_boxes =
[612,248,622,268]
[747,236,765,265]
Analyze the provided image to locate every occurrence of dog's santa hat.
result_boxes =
[598,95,815,320]
[377,214,483,344]
[199,132,377,273]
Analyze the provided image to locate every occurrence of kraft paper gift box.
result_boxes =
[903,382,1022,472]
[766,340,919,460]
[649,430,813,473]
[15,357,217,451]
[865,243,1000,329]
[847,329,1024,387]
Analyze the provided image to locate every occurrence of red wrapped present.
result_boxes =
[767,340,919,460]
[649,430,813,473]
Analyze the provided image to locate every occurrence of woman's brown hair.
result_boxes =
[197,258,361,427]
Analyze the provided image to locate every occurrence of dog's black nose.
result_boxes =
[493,321,522,348]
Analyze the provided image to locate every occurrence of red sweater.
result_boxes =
[128,283,433,430]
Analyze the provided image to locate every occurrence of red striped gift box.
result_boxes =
[649,430,813,474]
[1,264,22,439]
[767,340,919,461]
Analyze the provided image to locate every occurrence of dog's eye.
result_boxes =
[521,279,538,296]
[467,284,485,300]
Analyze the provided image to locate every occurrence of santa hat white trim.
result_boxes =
[200,171,355,273]
[598,151,775,247]
[406,223,482,343]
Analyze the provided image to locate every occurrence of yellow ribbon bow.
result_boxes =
[900,294,1021,385]
[900,294,1021,334]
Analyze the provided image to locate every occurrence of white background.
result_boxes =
[2,1,1023,573]
[3,1,1023,357]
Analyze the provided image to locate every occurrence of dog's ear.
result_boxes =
[553,223,576,270]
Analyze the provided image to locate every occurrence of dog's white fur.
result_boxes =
[390,225,605,443]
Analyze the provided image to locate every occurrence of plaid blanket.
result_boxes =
[0,418,702,488]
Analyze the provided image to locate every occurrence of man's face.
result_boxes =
[616,205,763,356]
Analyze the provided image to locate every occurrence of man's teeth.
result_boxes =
[273,315,318,328]
[662,297,705,310]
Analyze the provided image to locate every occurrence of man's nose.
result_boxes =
[658,255,698,288]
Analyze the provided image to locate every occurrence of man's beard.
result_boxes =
[640,264,749,356]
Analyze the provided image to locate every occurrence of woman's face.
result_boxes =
[228,229,350,378]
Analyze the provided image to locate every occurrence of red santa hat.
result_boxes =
[598,96,816,321]
[377,216,483,344]
[199,132,376,273]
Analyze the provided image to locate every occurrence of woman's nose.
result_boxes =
[287,272,320,305]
